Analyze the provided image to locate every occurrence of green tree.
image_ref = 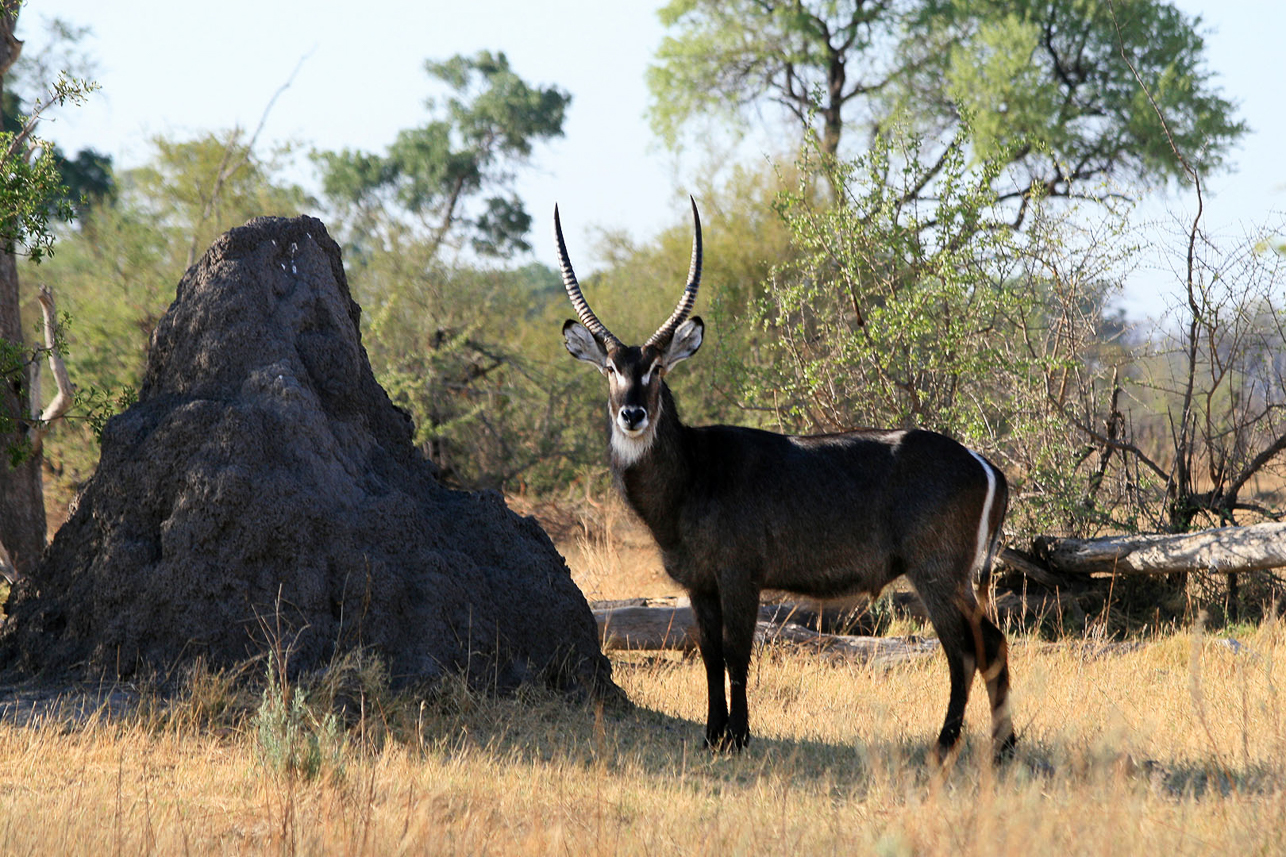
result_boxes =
[313,51,577,489]
[315,50,569,259]
[29,132,309,503]
[0,2,100,576]
[648,0,1244,210]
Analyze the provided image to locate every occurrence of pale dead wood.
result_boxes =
[0,538,17,584]
[596,602,698,652]
[1037,522,1286,576]
[0,285,71,584]
[28,284,73,456]
[593,600,940,666]
[755,619,941,665]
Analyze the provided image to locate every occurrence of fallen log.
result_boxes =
[755,620,941,665]
[596,602,698,652]
[1036,521,1286,576]
[592,600,940,666]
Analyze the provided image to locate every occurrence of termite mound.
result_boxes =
[0,215,614,700]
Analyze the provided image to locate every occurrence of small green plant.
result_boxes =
[253,659,345,781]
[252,593,346,781]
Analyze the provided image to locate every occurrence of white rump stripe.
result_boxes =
[967,450,997,575]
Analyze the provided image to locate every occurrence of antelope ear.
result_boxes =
[659,316,703,371]
[563,320,609,371]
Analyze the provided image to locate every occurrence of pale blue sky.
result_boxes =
[22,0,1286,321]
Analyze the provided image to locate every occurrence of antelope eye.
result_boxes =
[604,363,617,375]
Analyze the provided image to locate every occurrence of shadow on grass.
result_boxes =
[404,677,1284,802]
[1,658,1278,802]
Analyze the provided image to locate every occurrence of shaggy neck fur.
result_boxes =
[610,384,691,549]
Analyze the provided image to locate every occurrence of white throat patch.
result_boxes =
[611,427,655,467]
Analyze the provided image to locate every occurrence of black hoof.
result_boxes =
[993,732,1018,764]
[705,730,748,753]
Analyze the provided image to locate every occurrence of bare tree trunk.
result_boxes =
[0,3,43,576]
[0,254,45,577]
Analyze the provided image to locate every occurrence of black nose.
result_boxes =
[621,407,646,430]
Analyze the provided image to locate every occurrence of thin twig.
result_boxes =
[185,51,313,268]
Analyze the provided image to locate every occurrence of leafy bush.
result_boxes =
[745,130,1136,537]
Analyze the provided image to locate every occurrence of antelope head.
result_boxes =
[557,198,704,463]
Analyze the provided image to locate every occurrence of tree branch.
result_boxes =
[1054,395,1170,484]
[1221,431,1286,513]
[27,284,72,456]
[184,51,311,268]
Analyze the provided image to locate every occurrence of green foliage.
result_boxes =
[648,0,1245,201]
[51,146,114,211]
[749,129,1136,536]
[916,0,1246,187]
[310,51,585,491]
[648,0,901,154]
[1,16,114,218]
[0,132,69,261]
[79,383,136,442]
[0,71,98,261]
[943,14,1058,163]
[754,132,1020,432]
[345,223,599,492]
[132,130,310,266]
[38,130,307,383]
[315,50,569,258]
[1,92,113,215]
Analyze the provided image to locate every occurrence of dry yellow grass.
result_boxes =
[2,492,1280,853]
[0,617,1282,855]
[517,490,682,602]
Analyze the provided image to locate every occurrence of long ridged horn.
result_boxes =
[645,196,703,348]
[554,204,621,349]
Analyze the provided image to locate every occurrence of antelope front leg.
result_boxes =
[719,575,760,751]
[690,590,728,748]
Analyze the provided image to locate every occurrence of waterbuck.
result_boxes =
[556,199,1015,761]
